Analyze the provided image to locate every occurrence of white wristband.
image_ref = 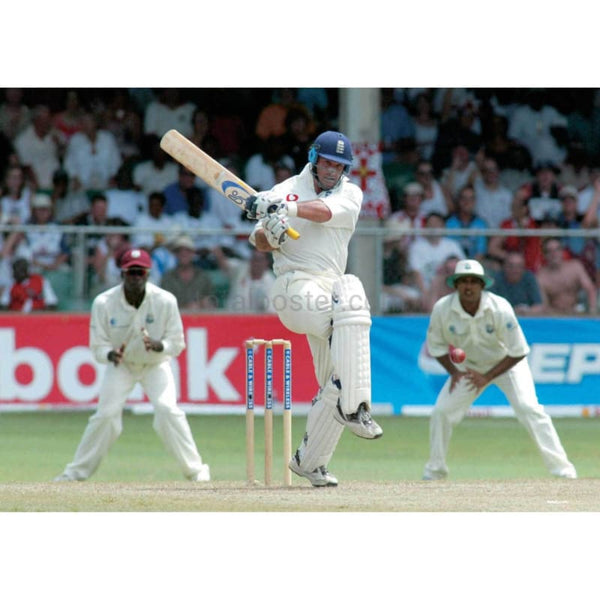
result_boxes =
[285,202,298,217]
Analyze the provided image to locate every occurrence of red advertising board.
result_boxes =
[0,314,317,410]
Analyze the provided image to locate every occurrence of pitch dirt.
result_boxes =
[1,479,599,511]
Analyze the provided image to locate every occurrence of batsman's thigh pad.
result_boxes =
[297,385,344,472]
[330,275,372,414]
[269,272,333,338]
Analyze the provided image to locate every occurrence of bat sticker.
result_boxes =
[220,180,251,207]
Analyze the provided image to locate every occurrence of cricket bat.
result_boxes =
[160,129,300,240]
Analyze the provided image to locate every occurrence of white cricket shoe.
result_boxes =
[333,402,383,439]
[289,453,338,487]
[422,470,448,481]
[555,467,577,480]
[190,464,211,482]
[53,472,79,482]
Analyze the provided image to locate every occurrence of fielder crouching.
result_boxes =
[54,248,211,483]
[423,258,577,481]
[246,130,383,488]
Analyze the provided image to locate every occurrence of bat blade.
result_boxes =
[160,129,300,240]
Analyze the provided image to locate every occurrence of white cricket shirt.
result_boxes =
[427,290,530,370]
[90,281,185,367]
[251,164,362,278]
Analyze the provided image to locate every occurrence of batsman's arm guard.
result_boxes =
[330,274,372,414]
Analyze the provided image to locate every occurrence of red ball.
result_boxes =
[450,347,466,363]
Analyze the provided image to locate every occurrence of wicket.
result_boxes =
[245,338,292,486]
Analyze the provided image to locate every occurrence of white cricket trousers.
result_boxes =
[424,358,575,479]
[270,272,344,470]
[63,361,207,480]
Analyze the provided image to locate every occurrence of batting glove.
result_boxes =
[245,191,283,220]
[262,211,290,248]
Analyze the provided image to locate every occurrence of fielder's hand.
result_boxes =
[245,191,284,220]
[262,211,289,248]
[107,344,126,366]
[142,328,164,353]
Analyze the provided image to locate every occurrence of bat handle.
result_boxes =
[286,226,300,240]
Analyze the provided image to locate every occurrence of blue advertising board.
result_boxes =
[371,316,600,416]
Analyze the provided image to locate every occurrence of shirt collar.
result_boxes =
[450,290,491,318]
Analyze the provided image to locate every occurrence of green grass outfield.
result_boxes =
[1,412,599,482]
[1,412,599,510]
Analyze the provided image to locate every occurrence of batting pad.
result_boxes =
[330,275,372,415]
[296,386,344,472]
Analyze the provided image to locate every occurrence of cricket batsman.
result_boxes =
[246,130,383,487]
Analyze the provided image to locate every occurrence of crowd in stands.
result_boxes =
[381,88,600,316]
[0,87,599,316]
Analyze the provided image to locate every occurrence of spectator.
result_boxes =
[380,88,415,164]
[13,105,61,190]
[472,156,513,228]
[440,144,478,201]
[445,185,488,261]
[89,218,132,295]
[519,161,563,224]
[244,136,295,191]
[274,161,294,184]
[578,165,600,216]
[160,234,215,311]
[0,88,30,141]
[63,111,122,192]
[414,160,453,216]
[433,88,479,123]
[411,92,439,161]
[171,185,224,261]
[281,106,315,172]
[536,237,597,315]
[254,88,299,142]
[143,89,196,138]
[498,144,534,193]
[487,192,543,272]
[386,182,427,242]
[381,222,424,314]
[556,185,598,282]
[50,168,90,224]
[490,251,546,316]
[481,114,514,170]
[104,164,146,225]
[559,144,592,192]
[188,108,221,158]
[72,192,110,262]
[209,108,247,158]
[188,108,211,149]
[508,90,569,167]
[1,193,70,274]
[133,134,179,199]
[431,101,482,173]
[162,164,206,216]
[423,254,461,312]
[100,89,143,161]
[52,90,85,149]
[406,212,466,299]
[214,247,276,313]
[131,191,178,252]
[0,164,32,224]
[0,257,57,312]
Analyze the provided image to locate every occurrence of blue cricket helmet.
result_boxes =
[308,131,353,173]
